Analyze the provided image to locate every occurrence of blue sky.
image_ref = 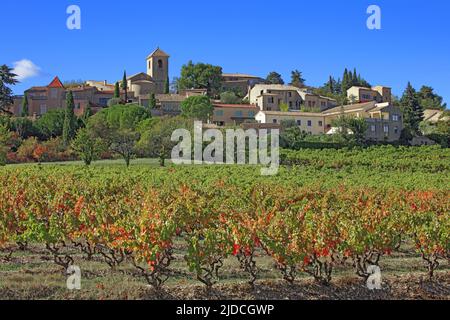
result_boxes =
[1,0,449,105]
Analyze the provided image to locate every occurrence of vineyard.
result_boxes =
[0,145,449,299]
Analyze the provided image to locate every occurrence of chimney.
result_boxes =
[104,80,107,86]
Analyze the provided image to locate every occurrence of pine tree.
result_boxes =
[81,102,93,125]
[21,93,29,117]
[400,82,424,135]
[328,76,335,94]
[352,69,358,86]
[341,69,349,94]
[148,93,156,109]
[121,71,128,102]
[164,76,170,94]
[114,82,120,98]
[62,90,76,147]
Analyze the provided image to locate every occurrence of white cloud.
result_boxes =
[12,59,41,81]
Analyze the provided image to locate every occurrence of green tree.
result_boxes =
[114,82,120,98]
[35,109,66,139]
[21,94,29,117]
[11,117,34,139]
[341,68,350,94]
[327,76,335,93]
[266,71,284,85]
[0,124,13,165]
[332,115,368,145]
[109,129,140,167]
[180,95,213,122]
[290,70,305,88]
[121,71,128,102]
[400,82,424,135]
[137,116,192,167]
[280,126,307,149]
[417,86,447,110]
[148,93,157,109]
[279,102,289,112]
[80,102,93,127]
[0,65,18,114]
[71,128,105,166]
[164,75,170,94]
[62,90,76,147]
[220,91,241,104]
[352,69,358,86]
[177,61,223,97]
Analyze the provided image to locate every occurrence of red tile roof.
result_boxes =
[213,103,258,109]
[48,76,65,88]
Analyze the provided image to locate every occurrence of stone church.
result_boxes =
[127,47,169,98]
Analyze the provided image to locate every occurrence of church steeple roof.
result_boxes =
[48,76,65,88]
[147,47,170,59]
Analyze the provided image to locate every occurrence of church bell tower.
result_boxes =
[146,47,169,94]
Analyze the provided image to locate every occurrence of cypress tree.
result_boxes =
[62,90,76,147]
[21,93,29,117]
[400,82,424,135]
[341,69,349,94]
[148,93,156,109]
[352,68,358,86]
[164,76,170,94]
[121,71,128,102]
[327,76,334,93]
[114,82,120,98]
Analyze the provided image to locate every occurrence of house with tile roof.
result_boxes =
[256,101,404,142]
[248,84,337,112]
[8,76,118,117]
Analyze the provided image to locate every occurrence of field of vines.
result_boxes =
[0,146,449,300]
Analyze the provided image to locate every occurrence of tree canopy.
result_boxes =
[266,72,284,85]
[177,61,223,97]
[180,95,213,122]
[0,65,18,114]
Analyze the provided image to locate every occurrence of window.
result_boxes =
[158,59,163,69]
[215,110,224,116]
[307,120,312,127]
[272,119,277,124]
[248,111,255,117]
[392,114,400,121]
[288,92,292,97]
[297,120,301,126]
[77,103,81,109]
[268,97,274,104]
[318,121,323,127]
[321,101,326,107]
[289,101,292,108]
[384,125,389,133]
[234,111,243,117]
[99,98,109,106]
[39,104,47,115]
[371,125,376,132]
[394,126,399,134]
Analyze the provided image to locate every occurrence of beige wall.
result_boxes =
[212,106,258,126]
[256,112,326,135]
[347,86,392,104]
[324,104,403,142]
